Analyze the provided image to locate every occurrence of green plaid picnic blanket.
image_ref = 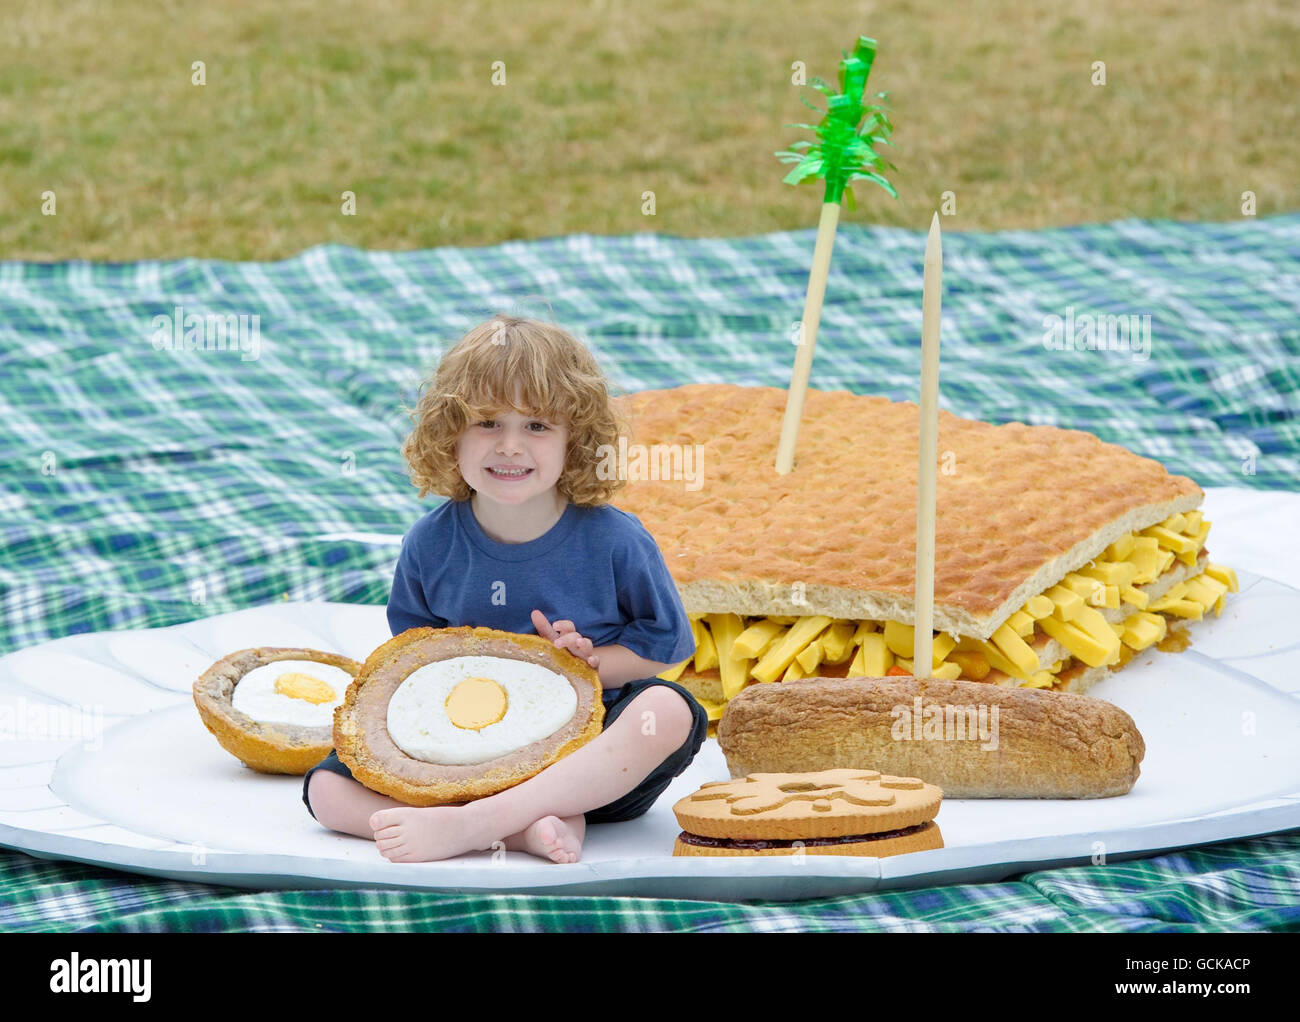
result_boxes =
[2,214,1298,931]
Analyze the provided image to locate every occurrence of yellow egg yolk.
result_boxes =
[445,676,509,731]
[274,671,337,704]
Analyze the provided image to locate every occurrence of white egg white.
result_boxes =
[387,655,578,765]
[231,659,352,728]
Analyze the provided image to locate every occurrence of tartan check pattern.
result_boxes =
[1,214,1297,930]
[4,832,1298,932]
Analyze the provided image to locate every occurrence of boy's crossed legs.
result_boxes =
[307,770,587,862]
[307,683,700,863]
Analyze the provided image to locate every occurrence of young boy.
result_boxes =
[303,315,708,863]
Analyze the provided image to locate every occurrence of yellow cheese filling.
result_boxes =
[662,510,1238,721]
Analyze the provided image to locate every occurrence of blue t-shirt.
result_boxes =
[386,499,696,668]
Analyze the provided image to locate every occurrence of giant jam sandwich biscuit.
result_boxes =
[334,626,604,805]
[672,768,944,857]
[612,383,1238,717]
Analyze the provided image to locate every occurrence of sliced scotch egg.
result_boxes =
[333,626,604,805]
[193,647,362,775]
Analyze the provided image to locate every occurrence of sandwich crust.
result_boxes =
[193,646,362,775]
[612,384,1202,638]
[333,626,604,806]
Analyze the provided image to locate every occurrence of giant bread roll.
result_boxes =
[717,674,1145,798]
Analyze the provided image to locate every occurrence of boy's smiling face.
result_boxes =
[456,405,569,508]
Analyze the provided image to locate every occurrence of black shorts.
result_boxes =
[301,676,708,825]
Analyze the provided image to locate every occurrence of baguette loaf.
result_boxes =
[716,675,1145,798]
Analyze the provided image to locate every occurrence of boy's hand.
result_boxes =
[531,609,600,671]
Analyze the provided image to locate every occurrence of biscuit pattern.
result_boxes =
[612,384,1202,631]
[690,770,925,813]
[673,767,943,839]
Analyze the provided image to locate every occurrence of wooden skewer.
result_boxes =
[775,201,842,474]
[914,213,942,678]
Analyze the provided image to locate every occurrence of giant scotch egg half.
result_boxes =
[333,626,605,805]
[193,647,363,775]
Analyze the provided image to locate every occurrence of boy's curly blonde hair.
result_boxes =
[401,315,632,506]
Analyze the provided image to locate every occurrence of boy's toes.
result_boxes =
[534,817,558,848]
[521,815,582,863]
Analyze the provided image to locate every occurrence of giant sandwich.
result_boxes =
[612,383,1237,723]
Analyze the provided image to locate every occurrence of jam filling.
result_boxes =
[678,821,931,850]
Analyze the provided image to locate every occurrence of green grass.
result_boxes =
[1,0,1296,260]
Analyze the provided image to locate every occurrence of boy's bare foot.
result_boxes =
[517,815,584,864]
[369,806,491,863]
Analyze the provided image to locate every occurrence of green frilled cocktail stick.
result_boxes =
[774,35,898,474]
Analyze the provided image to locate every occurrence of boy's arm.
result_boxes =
[589,643,678,689]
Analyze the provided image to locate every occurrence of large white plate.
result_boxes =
[5,481,1300,901]
[0,571,1297,901]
